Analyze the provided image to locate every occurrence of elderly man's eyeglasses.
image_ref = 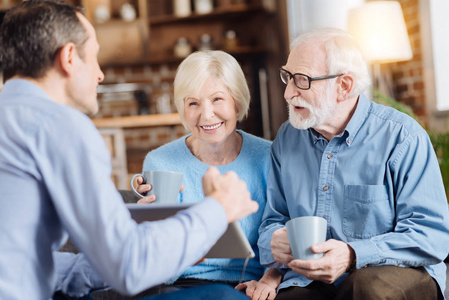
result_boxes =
[279,68,343,90]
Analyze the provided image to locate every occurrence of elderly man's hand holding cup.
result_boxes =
[282,216,355,284]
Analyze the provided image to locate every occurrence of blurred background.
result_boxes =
[1,0,448,195]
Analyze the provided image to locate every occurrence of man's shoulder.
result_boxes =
[1,79,88,125]
[1,92,93,136]
[368,101,425,136]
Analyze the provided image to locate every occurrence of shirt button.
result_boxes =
[323,186,329,191]
[293,282,298,285]
[327,154,332,159]
[347,138,352,144]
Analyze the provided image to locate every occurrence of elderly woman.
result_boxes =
[136,50,281,299]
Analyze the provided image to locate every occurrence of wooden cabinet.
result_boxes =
[146,1,273,63]
[78,0,150,65]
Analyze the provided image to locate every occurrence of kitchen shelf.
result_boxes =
[92,113,182,129]
[146,45,266,65]
[149,3,270,26]
[97,45,267,67]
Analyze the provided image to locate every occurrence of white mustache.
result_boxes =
[287,97,313,110]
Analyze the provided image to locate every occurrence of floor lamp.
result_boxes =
[347,1,413,98]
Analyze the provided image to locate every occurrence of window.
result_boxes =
[422,0,449,112]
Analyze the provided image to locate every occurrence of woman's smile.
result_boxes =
[201,122,223,131]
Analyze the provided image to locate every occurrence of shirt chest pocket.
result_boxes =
[343,184,393,239]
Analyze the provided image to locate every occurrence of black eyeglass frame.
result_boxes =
[279,68,343,90]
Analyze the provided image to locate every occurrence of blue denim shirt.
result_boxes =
[258,94,449,296]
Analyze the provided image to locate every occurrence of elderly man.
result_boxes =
[257,28,449,300]
[0,1,258,299]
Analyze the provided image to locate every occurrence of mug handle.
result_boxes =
[130,174,146,198]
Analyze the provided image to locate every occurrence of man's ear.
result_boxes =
[56,42,77,76]
[336,74,354,102]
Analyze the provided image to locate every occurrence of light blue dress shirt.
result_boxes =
[258,94,449,296]
[0,79,228,299]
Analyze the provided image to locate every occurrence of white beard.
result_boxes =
[288,82,336,130]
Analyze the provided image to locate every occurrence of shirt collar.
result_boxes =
[308,128,325,144]
[307,94,371,146]
[0,78,52,103]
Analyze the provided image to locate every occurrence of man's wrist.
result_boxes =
[346,258,357,272]
[346,245,357,272]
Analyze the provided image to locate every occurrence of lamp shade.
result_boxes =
[348,1,413,63]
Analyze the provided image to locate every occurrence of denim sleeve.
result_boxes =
[257,129,291,270]
[349,132,449,268]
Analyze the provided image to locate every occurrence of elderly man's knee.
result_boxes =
[351,267,383,285]
[346,267,391,296]
[339,266,439,300]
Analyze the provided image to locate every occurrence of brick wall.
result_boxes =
[94,63,188,174]
[383,0,426,118]
[96,63,178,118]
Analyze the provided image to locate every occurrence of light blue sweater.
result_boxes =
[142,130,271,283]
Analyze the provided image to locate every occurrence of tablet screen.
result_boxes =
[126,203,255,259]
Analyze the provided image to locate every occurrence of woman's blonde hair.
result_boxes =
[173,50,250,127]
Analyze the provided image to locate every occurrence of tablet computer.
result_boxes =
[126,203,255,259]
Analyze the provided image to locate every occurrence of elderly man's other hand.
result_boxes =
[202,167,259,223]
[288,239,355,284]
[271,227,294,265]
